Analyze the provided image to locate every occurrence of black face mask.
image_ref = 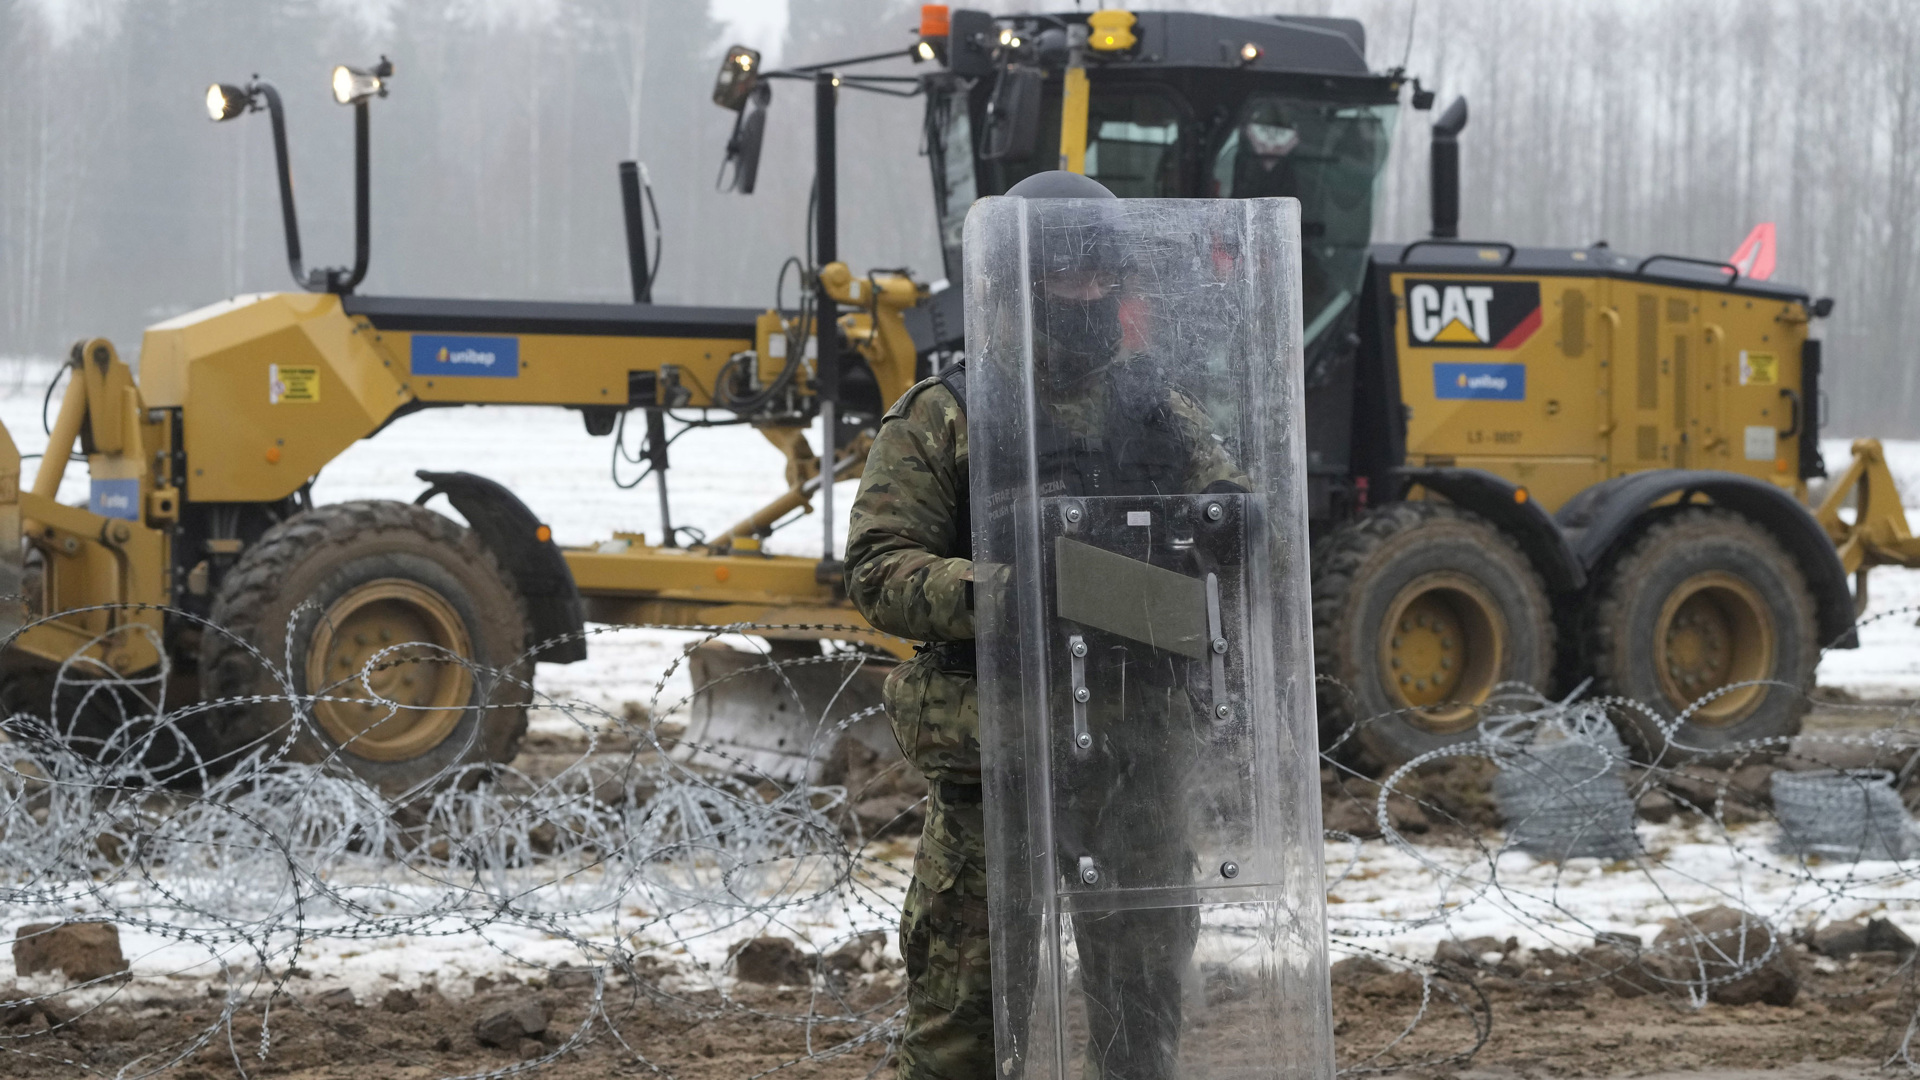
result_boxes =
[1034,291,1122,392]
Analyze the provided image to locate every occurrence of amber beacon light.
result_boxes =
[1088,9,1137,52]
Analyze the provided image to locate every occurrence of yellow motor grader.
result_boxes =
[2,9,1916,792]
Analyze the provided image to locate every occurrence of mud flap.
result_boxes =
[675,642,895,785]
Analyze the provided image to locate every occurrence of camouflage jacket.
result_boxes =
[846,366,1247,783]
[847,376,979,784]
[847,379,975,647]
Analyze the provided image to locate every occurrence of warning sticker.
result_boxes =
[270,364,319,404]
[1739,351,1777,386]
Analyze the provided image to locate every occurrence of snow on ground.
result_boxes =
[1818,437,1920,698]
[1326,817,1920,965]
[5,816,1914,999]
[0,358,1917,989]
[0,845,916,1001]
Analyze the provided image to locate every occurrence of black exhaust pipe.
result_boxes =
[1429,96,1468,239]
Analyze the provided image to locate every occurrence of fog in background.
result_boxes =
[4,0,1917,436]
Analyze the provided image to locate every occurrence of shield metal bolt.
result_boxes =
[1074,687,1090,703]
[1212,637,1228,655]
[1220,861,1239,879]
[1065,505,1083,524]
[1215,703,1230,719]
[1080,863,1099,885]
[1071,640,1088,658]
[1205,502,1223,521]
[1076,732,1092,749]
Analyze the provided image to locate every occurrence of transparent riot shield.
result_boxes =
[967,196,1329,1080]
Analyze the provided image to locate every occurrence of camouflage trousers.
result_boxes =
[898,780,994,1080]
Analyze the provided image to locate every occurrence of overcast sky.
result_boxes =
[710,0,789,63]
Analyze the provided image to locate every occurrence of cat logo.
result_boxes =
[1405,279,1542,349]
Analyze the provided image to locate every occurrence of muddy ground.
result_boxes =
[0,954,1911,1079]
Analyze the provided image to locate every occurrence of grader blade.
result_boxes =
[675,642,895,785]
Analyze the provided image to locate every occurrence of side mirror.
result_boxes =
[980,64,1042,162]
[713,45,762,112]
[720,85,771,194]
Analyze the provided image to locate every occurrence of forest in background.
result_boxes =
[3,0,1916,436]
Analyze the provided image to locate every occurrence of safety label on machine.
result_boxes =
[410,334,521,378]
[269,364,319,404]
[1739,350,1777,385]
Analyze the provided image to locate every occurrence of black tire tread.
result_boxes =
[1312,501,1555,760]
[1587,507,1816,758]
[198,500,532,772]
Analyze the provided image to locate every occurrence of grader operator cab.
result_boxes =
[1,8,1915,794]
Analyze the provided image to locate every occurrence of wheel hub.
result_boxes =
[306,579,474,762]
[1377,572,1506,733]
[1653,571,1773,724]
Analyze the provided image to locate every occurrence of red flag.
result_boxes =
[1729,222,1777,281]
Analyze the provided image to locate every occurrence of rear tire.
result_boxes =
[1313,502,1556,766]
[197,501,532,797]
[1588,509,1816,761]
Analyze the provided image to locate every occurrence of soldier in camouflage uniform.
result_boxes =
[847,337,987,1079]
[846,171,1246,1080]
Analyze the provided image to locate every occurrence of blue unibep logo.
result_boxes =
[1433,362,1526,401]
[90,478,140,522]
[410,335,520,378]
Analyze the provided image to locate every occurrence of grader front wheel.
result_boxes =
[197,501,533,795]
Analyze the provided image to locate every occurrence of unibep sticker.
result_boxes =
[1744,425,1778,461]
[270,363,320,404]
[411,334,521,378]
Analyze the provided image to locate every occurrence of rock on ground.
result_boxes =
[11,922,127,984]
[1653,904,1799,1006]
[1811,916,1915,958]
[821,931,889,979]
[1329,955,1393,987]
[730,937,812,986]
[473,994,553,1049]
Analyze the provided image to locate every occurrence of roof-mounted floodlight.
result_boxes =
[201,59,392,293]
[206,83,252,122]
[332,56,393,105]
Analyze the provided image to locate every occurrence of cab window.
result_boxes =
[975,85,1187,198]
[1210,95,1396,348]
[1084,90,1184,197]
